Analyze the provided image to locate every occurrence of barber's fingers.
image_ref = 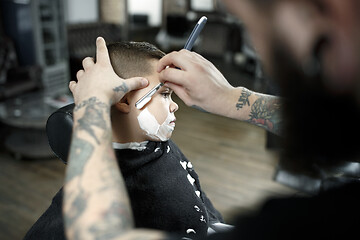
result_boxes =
[68,81,77,93]
[95,37,111,66]
[82,57,94,70]
[164,81,191,106]
[123,77,149,93]
[159,67,187,86]
[157,50,192,72]
[76,69,84,80]
[192,50,209,62]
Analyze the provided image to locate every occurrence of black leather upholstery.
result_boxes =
[274,158,360,194]
[46,103,75,163]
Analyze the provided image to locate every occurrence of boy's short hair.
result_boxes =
[107,41,165,79]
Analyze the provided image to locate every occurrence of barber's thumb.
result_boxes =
[126,77,149,91]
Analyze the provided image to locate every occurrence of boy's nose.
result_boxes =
[170,101,179,113]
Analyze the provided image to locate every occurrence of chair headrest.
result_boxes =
[46,103,75,163]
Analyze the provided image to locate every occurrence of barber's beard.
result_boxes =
[269,40,360,171]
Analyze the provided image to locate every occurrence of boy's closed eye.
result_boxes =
[160,89,173,99]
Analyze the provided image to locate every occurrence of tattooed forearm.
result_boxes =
[98,146,128,192]
[65,95,167,239]
[88,201,132,239]
[65,95,138,239]
[74,97,109,112]
[248,96,283,135]
[65,189,88,227]
[65,135,94,183]
[74,97,111,144]
[236,88,252,110]
[234,88,283,135]
[64,133,94,235]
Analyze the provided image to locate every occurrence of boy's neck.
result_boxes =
[111,114,148,144]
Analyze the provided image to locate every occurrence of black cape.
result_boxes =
[24,140,223,239]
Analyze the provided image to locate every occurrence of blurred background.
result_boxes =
[0,0,298,239]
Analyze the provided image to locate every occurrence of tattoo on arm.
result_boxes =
[88,201,132,239]
[66,96,168,239]
[74,97,109,112]
[65,135,94,183]
[65,96,139,239]
[248,96,282,134]
[74,97,110,144]
[235,88,282,135]
[97,146,133,225]
[65,189,88,227]
[236,88,252,110]
[113,82,129,93]
[64,134,93,236]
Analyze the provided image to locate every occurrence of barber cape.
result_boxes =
[114,140,223,238]
[24,140,223,240]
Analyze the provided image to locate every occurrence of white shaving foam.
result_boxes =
[137,107,174,141]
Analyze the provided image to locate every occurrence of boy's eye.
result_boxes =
[161,92,171,98]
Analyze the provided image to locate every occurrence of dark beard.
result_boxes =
[269,40,360,172]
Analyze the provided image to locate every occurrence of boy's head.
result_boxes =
[107,41,178,143]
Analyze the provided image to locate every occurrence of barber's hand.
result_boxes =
[69,37,148,105]
[157,50,234,114]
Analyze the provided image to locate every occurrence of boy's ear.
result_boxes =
[114,94,130,113]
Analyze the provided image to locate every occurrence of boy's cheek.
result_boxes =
[148,102,169,124]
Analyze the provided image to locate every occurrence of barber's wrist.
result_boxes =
[217,87,247,119]
[206,86,236,116]
[73,96,111,113]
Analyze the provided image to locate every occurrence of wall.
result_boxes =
[65,0,98,23]
[128,0,162,26]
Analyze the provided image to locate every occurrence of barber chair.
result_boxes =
[46,103,75,163]
[274,157,360,194]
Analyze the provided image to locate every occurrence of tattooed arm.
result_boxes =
[199,86,283,136]
[231,87,283,136]
[64,37,167,240]
[157,50,283,136]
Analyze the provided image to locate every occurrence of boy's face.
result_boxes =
[126,59,179,142]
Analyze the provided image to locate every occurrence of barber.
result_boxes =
[64,0,360,239]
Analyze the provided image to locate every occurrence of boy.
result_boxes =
[24,41,226,240]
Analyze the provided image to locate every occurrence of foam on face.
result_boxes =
[137,107,174,141]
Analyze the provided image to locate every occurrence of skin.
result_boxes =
[65,37,166,240]
[64,0,360,239]
[112,59,178,144]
